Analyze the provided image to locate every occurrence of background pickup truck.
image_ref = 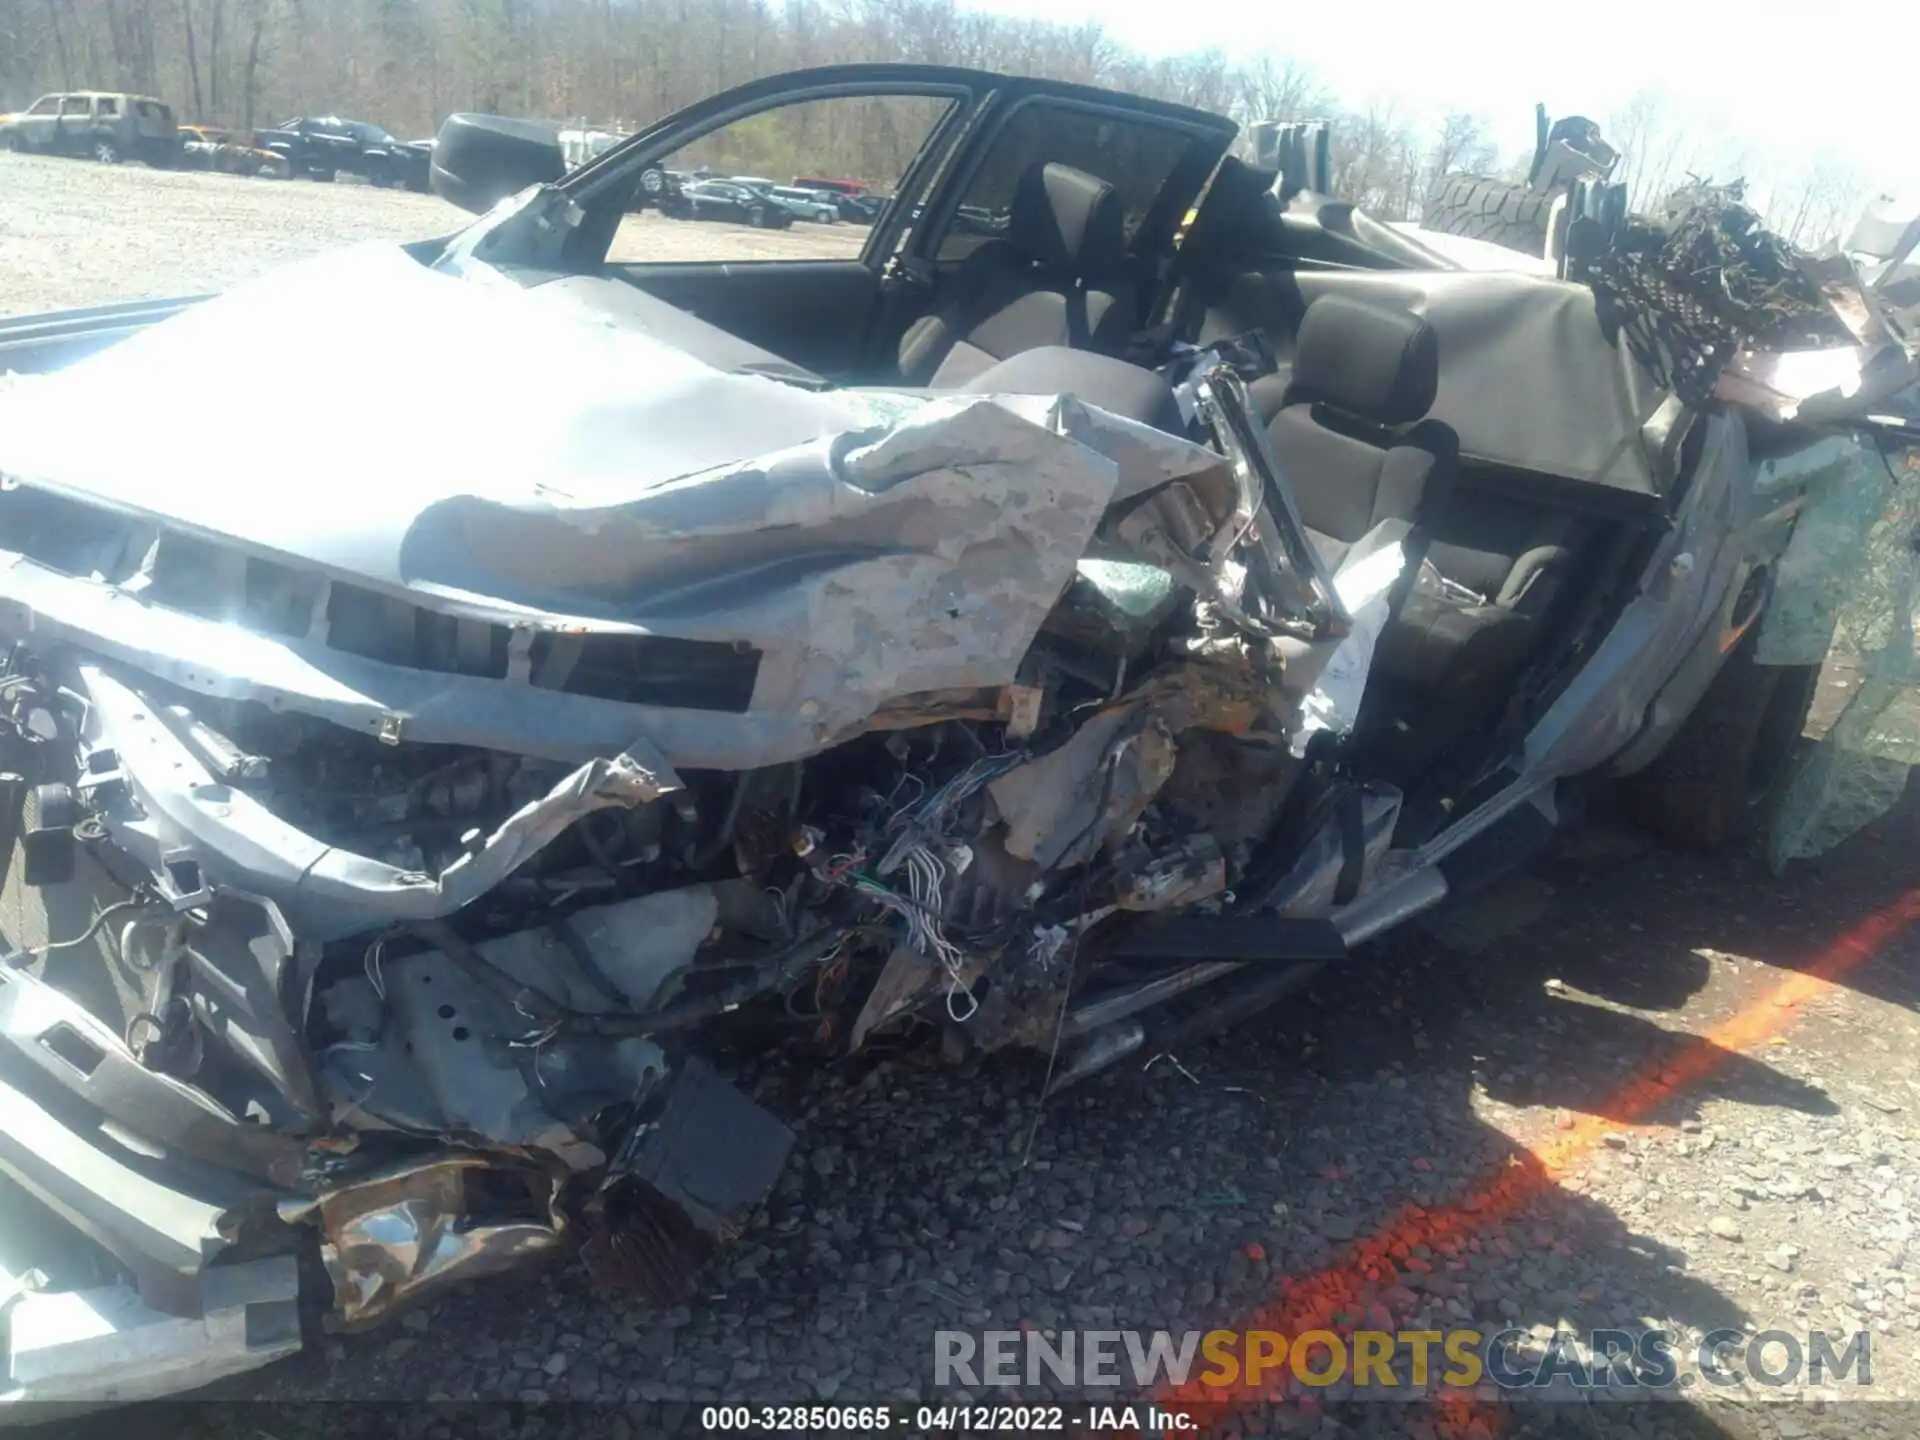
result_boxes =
[254,115,431,189]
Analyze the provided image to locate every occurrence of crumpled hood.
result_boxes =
[0,242,1241,772]
[0,244,875,610]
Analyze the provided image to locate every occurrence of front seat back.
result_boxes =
[899,162,1137,387]
[1271,295,1581,705]
[1268,293,1454,574]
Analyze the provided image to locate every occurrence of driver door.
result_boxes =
[573,68,989,383]
[569,65,1236,385]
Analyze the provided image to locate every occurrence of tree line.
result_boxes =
[0,0,1873,242]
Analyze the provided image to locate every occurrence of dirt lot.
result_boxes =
[8,157,1920,1440]
[0,152,861,315]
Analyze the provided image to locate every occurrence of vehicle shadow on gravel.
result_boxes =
[181,789,1920,1440]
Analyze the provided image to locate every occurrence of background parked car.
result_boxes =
[763,184,840,222]
[255,115,431,189]
[179,124,285,176]
[0,91,181,166]
[629,162,692,216]
[559,127,622,170]
[680,179,794,227]
[791,175,885,222]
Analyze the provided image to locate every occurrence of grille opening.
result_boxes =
[325,584,512,679]
[144,534,317,638]
[0,485,136,577]
[39,1022,104,1077]
[528,633,759,713]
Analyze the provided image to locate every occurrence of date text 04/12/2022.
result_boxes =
[698,1404,1197,1432]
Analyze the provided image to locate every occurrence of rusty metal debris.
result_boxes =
[294,1154,568,1329]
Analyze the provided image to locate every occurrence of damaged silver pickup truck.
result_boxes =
[0,64,1915,1407]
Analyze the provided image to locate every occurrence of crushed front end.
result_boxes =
[0,248,1356,1403]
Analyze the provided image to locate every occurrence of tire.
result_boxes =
[4,134,25,153]
[309,167,335,183]
[747,205,767,228]
[91,137,121,165]
[1620,641,1821,851]
[369,165,394,189]
[1422,173,1554,257]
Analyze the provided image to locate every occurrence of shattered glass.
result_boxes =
[1761,435,1920,868]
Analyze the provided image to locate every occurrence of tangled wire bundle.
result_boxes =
[1577,187,1855,407]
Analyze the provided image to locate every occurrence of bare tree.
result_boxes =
[1422,110,1496,195]
[1232,51,1332,127]
[0,0,1882,242]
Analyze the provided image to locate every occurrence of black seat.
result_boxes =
[1268,294,1581,702]
[898,162,1137,387]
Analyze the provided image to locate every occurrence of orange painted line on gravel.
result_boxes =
[1149,885,1920,1439]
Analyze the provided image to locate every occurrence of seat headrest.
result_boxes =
[1010,162,1127,275]
[1289,294,1439,425]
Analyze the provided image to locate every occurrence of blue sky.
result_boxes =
[959,0,1915,197]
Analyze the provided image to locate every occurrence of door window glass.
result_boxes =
[27,97,58,116]
[937,103,1199,260]
[610,93,954,265]
[59,97,92,117]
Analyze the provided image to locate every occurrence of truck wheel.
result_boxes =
[91,137,121,164]
[1422,173,1554,256]
[747,205,768,228]
[309,167,335,183]
[1620,642,1821,851]
[5,134,27,153]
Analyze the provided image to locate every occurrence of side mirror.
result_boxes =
[430,113,566,214]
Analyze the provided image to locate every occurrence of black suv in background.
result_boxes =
[255,116,432,189]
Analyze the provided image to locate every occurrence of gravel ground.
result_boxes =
[177,726,1918,1440]
[10,159,1920,1439]
[0,152,862,316]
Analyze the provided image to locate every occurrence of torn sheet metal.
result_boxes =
[987,660,1280,871]
[81,662,680,939]
[316,889,712,1164]
[1765,438,1920,869]
[293,1154,566,1328]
